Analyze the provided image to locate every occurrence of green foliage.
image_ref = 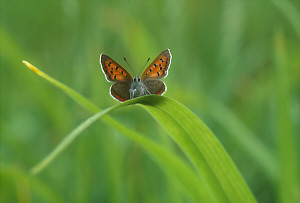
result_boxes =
[1,1,299,202]
[22,61,255,202]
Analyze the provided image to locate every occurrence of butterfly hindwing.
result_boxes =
[100,54,133,82]
[143,80,166,95]
[141,49,172,80]
[110,81,131,102]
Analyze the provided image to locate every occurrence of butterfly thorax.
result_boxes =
[130,76,149,99]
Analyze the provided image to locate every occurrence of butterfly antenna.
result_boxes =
[138,57,150,77]
[124,57,136,76]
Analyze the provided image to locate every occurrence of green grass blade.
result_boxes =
[274,30,299,203]
[139,103,228,202]
[21,61,153,147]
[32,95,256,202]
[23,61,214,202]
[205,98,278,181]
[29,106,114,175]
[22,61,99,113]
[30,101,214,202]
[24,61,256,202]
[136,96,257,203]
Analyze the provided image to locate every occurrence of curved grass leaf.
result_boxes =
[23,61,213,202]
[29,100,213,202]
[136,96,257,203]
[23,61,256,203]
[203,97,278,181]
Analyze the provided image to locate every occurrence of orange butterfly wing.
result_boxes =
[100,54,133,82]
[141,49,172,80]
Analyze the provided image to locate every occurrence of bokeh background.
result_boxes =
[1,1,299,202]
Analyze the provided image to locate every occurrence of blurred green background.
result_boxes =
[1,0,299,202]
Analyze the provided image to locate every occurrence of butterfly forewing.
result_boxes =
[141,49,172,80]
[100,54,133,82]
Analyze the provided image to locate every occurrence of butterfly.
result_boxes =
[100,49,172,102]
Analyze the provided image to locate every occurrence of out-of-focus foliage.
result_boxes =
[1,1,299,202]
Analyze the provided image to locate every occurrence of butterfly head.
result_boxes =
[133,76,141,82]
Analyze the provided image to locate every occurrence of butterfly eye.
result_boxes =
[138,78,140,82]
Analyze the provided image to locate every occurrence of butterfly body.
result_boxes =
[100,49,171,102]
[130,76,149,98]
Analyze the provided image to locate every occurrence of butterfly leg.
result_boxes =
[130,88,136,99]
[143,86,151,95]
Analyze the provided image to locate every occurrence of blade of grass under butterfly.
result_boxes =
[32,93,255,202]
[135,96,257,203]
[24,61,256,202]
[30,101,214,202]
[137,103,229,202]
[22,61,99,113]
[23,61,214,202]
